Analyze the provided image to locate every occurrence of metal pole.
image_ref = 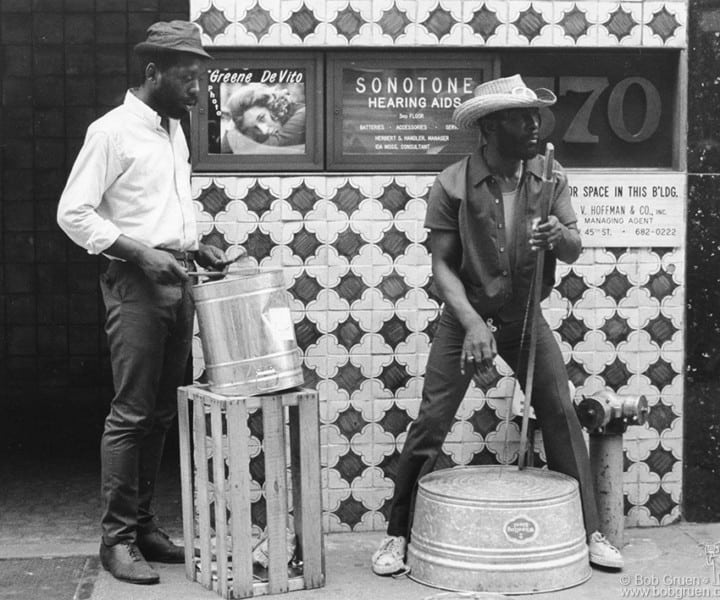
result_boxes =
[518,143,554,469]
[589,433,624,549]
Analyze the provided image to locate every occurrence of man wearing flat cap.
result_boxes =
[372,74,623,576]
[58,21,238,585]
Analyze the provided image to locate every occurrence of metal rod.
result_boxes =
[589,433,625,549]
[518,143,555,470]
[186,252,251,278]
[186,270,226,277]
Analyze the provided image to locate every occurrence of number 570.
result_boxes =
[526,76,662,144]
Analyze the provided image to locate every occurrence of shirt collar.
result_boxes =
[123,90,166,130]
[469,146,544,187]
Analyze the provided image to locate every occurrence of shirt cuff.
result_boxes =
[86,223,122,255]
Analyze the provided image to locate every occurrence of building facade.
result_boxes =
[2,0,719,532]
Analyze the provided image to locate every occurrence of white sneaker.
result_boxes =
[371,535,407,575]
[588,531,624,569]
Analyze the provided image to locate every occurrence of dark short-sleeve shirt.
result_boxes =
[424,148,580,321]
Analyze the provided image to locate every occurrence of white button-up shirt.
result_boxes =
[57,91,198,256]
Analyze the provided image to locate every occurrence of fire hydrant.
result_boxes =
[575,390,649,550]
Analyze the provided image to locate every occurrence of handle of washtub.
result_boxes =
[188,255,257,281]
[186,270,227,279]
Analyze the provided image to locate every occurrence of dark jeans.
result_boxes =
[387,308,599,540]
[99,260,194,545]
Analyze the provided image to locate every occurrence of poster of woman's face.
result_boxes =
[207,68,307,155]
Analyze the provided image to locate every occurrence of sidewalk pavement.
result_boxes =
[47,523,720,600]
[3,457,719,599]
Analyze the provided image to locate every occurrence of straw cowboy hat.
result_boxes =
[453,74,556,129]
[134,20,212,59]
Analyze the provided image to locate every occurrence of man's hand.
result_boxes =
[460,318,497,376]
[137,248,189,284]
[195,243,247,273]
[530,215,563,252]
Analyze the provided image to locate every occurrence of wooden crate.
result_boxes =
[178,385,325,598]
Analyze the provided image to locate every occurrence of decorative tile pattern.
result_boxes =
[516,5,549,39]
[242,3,275,40]
[596,1,644,46]
[191,174,685,531]
[604,6,639,40]
[192,0,237,45]
[558,4,591,43]
[192,0,687,48]
[196,3,232,39]
[332,5,365,41]
[377,3,412,41]
[423,6,456,39]
[467,3,504,42]
[642,1,686,47]
[286,3,321,41]
[507,1,554,46]
[190,0,688,532]
[647,6,679,41]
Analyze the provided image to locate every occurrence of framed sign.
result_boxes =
[327,51,499,171]
[568,171,685,247]
[191,50,324,172]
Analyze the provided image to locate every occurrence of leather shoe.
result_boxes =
[137,528,185,564]
[99,541,160,585]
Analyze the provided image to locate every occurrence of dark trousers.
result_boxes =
[99,260,194,545]
[386,308,600,540]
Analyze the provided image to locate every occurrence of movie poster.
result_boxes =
[206,67,307,155]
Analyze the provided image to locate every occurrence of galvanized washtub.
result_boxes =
[193,269,304,397]
[407,466,591,595]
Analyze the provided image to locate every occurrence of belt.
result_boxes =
[157,248,195,264]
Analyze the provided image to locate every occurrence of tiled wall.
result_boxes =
[191,0,685,47]
[192,175,684,532]
[190,0,687,532]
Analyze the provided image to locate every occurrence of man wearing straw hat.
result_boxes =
[372,74,623,576]
[57,21,237,585]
